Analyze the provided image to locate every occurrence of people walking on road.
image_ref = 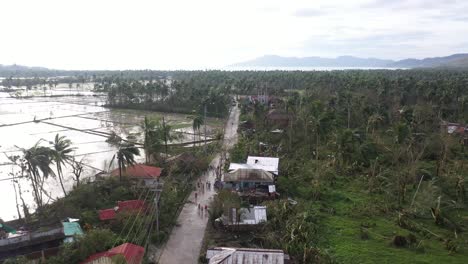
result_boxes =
[195,192,198,202]
[204,205,208,217]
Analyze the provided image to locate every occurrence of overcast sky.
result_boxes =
[1,0,467,70]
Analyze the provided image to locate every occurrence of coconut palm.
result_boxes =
[20,140,55,209]
[192,115,204,146]
[141,116,161,163]
[50,134,75,196]
[107,133,140,181]
[366,113,383,135]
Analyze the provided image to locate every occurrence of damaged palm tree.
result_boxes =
[107,132,140,181]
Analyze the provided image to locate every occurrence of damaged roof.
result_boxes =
[224,169,274,182]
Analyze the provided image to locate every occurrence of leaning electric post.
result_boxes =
[145,178,164,251]
[204,103,207,152]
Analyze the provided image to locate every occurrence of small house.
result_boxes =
[82,243,145,264]
[222,169,277,202]
[266,109,291,128]
[223,169,275,191]
[246,156,279,176]
[110,164,162,187]
[441,121,467,135]
[98,200,147,221]
[62,221,84,243]
[221,206,267,226]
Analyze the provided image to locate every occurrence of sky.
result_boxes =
[0,0,467,70]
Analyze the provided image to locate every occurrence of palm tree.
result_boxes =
[192,115,204,146]
[366,113,383,135]
[141,116,161,163]
[50,134,75,196]
[107,133,140,181]
[20,140,55,209]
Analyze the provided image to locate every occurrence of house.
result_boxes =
[223,169,275,191]
[440,121,468,145]
[221,206,267,226]
[441,121,468,135]
[110,164,162,187]
[62,221,83,243]
[206,247,289,264]
[248,95,270,105]
[266,109,291,128]
[0,225,65,261]
[222,168,277,203]
[246,156,279,176]
[82,243,145,264]
[98,200,147,221]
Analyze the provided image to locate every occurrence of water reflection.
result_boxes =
[0,87,219,220]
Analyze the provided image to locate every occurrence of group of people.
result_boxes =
[194,179,213,217]
[195,180,212,201]
[198,203,209,217]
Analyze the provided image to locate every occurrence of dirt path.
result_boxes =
[157,105,239,264]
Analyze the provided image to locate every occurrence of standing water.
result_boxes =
[0,86,216,221]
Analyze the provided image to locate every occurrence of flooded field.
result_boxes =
[0,89,221,221]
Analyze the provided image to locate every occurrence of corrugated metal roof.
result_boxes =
[247,156,279,175]
[207,247,285,264]
[98,200,147,221]
[224,169,274,183]
[110,164,162,178]
[229,163,278,175]
[82,243,145,264]
[98,209,116,221]
[117,200,147,211]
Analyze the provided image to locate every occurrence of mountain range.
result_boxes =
[230,53,468,68]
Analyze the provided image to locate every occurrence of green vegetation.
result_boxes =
[202,69,468,263]
[4,69,468,263]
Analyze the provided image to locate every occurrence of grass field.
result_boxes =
[321,179,468,264]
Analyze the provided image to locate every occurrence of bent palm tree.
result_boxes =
[50,134,75,196]
[20,141,55,209]
[107,133,140,181]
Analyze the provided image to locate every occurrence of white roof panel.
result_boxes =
[246,156,279,174]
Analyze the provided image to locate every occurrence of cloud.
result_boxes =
[299,31,433,59]
[293,8,327,17]
[362,0,460,10]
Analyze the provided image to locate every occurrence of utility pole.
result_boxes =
[162,116,168,158]
[204,104,207,152]
[146,179,164,251]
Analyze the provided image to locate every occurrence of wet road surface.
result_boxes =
[157,105,239,264]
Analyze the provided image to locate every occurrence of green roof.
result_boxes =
[0,223,16,234]
[62,222,83,236]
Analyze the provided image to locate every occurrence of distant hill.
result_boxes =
[0,64,55,77]
[231,55,393,68]
[231,54,468,69]
[387,53,468,68]
[0,64,50,72]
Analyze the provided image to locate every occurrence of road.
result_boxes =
[157,105,239,264]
